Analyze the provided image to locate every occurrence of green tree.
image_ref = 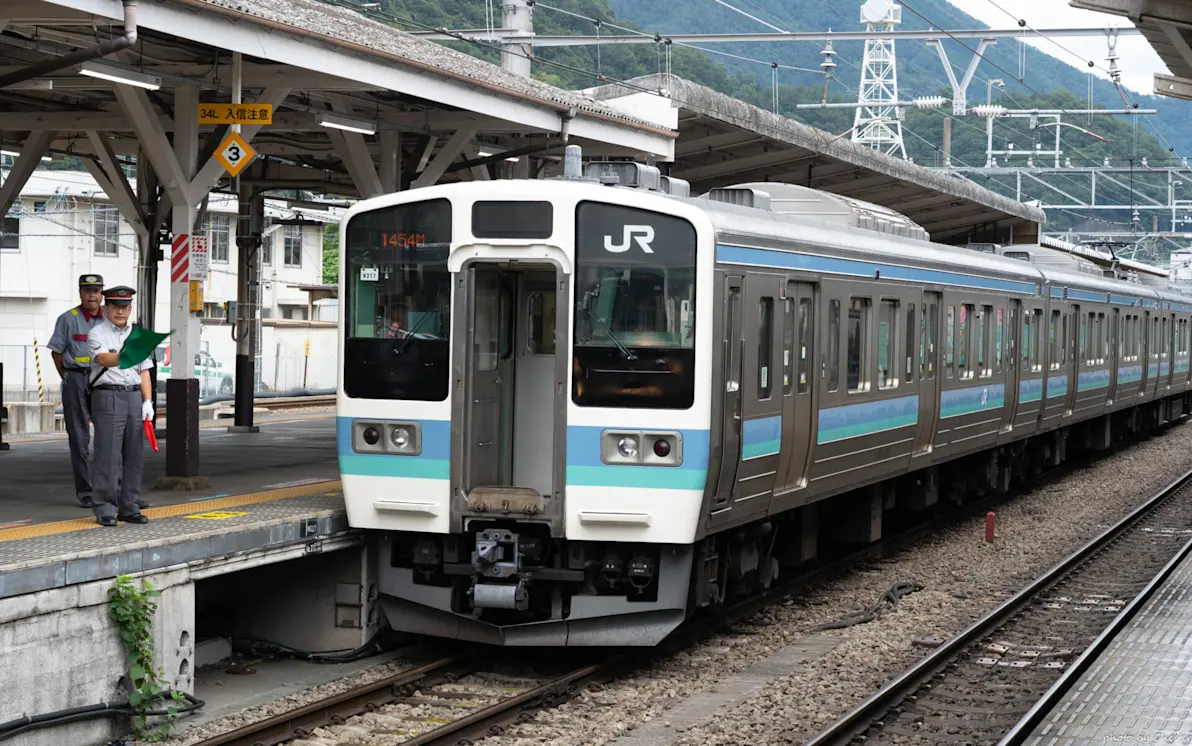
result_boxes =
[322,224,338,285]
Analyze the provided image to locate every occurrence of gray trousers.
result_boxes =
[61,371,92,503]
[91,388,144,519]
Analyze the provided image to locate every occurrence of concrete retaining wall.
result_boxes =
[0,570,194,746]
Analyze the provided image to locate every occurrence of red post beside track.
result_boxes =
[986,512,996,543]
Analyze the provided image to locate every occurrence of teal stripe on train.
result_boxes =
[817,395,918,444]
[940,383,1004,418]
[1119,365,1143,384]
[1078,368,1111,392]
[1048,374,1069,398]
[1019,377,1043,403]
[742,416,782,458]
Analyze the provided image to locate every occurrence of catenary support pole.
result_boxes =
[231,178,261,432]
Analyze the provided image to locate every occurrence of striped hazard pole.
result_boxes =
[171,233,189,282]
[32,337,44,403]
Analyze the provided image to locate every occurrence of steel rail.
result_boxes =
[802,465,1192,746]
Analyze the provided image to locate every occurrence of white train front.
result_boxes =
[337,160,1192,646]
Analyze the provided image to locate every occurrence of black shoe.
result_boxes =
[117,513,148,524]
[78,499,95,509]
[97,516,117,527]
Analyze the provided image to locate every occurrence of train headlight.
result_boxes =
[384,421,422,455]
[602,430,682,466]
[391,427,410,448]
[353,420,386,453]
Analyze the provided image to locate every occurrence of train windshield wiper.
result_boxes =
[391,312,434,356]
[604,327,637,361]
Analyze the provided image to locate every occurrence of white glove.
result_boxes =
[142,400,154,421]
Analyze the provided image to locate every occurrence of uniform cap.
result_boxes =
[102,285,136,306]
[79,274,103,289]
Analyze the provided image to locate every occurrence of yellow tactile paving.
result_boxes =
[0,479,342,543]
[8,412,333,443]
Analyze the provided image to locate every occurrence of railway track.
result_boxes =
[188,435,1192,746]
[804,467,1192,746]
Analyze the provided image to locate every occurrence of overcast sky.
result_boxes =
[945,0,1166,94]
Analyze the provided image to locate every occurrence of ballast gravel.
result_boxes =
[155,422,1192,746]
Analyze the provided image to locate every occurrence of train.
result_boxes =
[336,148,1192,646]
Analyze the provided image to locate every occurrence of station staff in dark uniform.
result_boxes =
[87,286,153,526]
[47,274,104,508]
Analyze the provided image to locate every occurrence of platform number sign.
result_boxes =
[215,131,256,178]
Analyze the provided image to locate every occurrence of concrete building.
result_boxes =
[0,166,337,399]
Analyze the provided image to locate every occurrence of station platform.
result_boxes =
[1023,540,1192,745]
[0,413,344,599]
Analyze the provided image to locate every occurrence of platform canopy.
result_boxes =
[1071,0,1192,101]
[588,74,1046,244]
[0,0,676,203]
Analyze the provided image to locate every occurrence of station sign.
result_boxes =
[214,131,256,178]
[198,104,273,125]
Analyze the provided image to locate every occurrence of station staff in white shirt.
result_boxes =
[87,286,154,526]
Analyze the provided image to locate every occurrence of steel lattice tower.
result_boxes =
[852,0,907,159]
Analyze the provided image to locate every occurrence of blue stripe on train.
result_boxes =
[1078,368,1111,392]
[565,426,709,490]
[817,395,918,445]
[715,245,1040,295]
[337,417,451,479]
[940,383,1005,418]
[742,416,781,458]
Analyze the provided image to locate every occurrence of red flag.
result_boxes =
[144,419,159,453]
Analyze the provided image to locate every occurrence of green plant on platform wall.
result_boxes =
[108,575,184,741]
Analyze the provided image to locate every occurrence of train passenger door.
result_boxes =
[771,281,816,513]
[465,267,503,489]
[912,291,941,456]
[710,275,744,515]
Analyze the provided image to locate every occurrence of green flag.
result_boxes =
[118,327,174,370]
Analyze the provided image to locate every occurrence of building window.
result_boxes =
[94,205,119,256]
[205,214,231,263]
[0,216,18,251]
[280,304,308,321]
[283,225,302,267]
[261,232,273,266]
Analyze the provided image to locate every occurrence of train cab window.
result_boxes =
[958,304,973,379]
[782,299,794,396]
[945,305,955,377]
[758,298,774,400]
[847,298,870,393]
[905,304,916,382]
[798,298,812,394]
[827,299,841,392]
[878,299,897,389]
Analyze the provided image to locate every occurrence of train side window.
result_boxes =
[1099,313,1107,363]
[758,298,774,400]
[827,299,840,392]
[1049,310,1060,370]
[958,304,973,379]
[1063,312,1071,365]
[905,304,915,383]
[945,305,955,377]
[1163,317,1170,358]
[994,306,1004,374]
[527,291,556,355]
[924,303,937,379]
[1021,312,1030,364]
[878,299,897,389]
[1003,307,1012,372]
[782,298,794,396]
[976,305,990,377]
[847,298,870,393]
[1079,311,1088,363]
[1031,309,1042,371]
[798,298,812,394]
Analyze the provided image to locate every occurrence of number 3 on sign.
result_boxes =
[214,131,256,177]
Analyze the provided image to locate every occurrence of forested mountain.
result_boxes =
[344,0,1187,232]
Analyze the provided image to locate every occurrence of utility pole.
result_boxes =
[501,0,533,77]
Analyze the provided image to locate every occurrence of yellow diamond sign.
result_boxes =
[214,131,255,177]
